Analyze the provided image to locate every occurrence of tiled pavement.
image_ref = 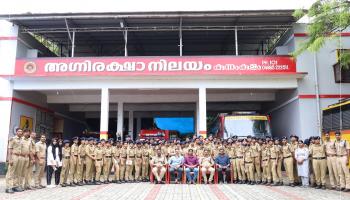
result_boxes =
[1,178,350,200]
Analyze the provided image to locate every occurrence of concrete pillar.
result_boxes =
[99,88,109,140]
[128,111,134,140]
[136,117,141,137]
[0,78,14,162]
[198,87,207,138]
[117,102,124,141]
[0,20,18,163]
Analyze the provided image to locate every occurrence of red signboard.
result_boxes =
[15,56,296,77]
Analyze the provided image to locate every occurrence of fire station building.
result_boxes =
[0,8,350,168]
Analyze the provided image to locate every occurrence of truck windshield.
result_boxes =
[224,117,271,138]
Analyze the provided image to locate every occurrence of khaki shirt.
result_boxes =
[282,143,293,158]
[21,137,32,156]
[196,147,205,158]
[104,147,113,157]
[71,143,79,156]
[269,145,279,159]
[142,147,151,158]
[236,145,245,157]
[94,147,104,160]
[335,140,350,156]
[152,156,167,165]
[85,144,95,159]
[78,144,86,157]
[112,146,120,158]
[62,146,71,158]
[200,156,214,167]
[36,141,47,159]
[309,144,326,158]
[244,146,253,163]
[120,148,128,158]
[325,140,336,156]
[250,143,261,157]
[127,148,136,158]
[8,136,22,155]
[135,148,143,158]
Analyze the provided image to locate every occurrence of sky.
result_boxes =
[0,0,316,15]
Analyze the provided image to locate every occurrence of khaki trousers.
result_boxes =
[34,158,45,186]
[125,158,135,181]
[236,158,246,181]
[262,160,271,182]
[141,157,150,179]
[68,156,78,183]
[95,160,103,182]
[134,157,142,181]
[201,167,215,182]
[327,156,339,187]
[77,157,85,182]
[270,159,279,183]
[337,156,350,189]
[245,162,254,181]
[312,158,327,185]
[103,157,112,181]
[152,166,166,181]
[283,157,294,183]
[230,158,237,180]
[253,157,261,181]
[113,158,120,181]
[59,158,70,184]
[85,157,93,181]
[119,158,126,180]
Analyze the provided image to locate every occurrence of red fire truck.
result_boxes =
[139,129,179,141]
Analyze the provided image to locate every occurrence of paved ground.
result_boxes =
[1,178,350,200]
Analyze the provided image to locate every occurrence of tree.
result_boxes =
[293,0,350,68]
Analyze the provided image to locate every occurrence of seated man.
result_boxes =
[200,149,215,184]
[215,148,231,183]
[151,149,167,184]
[168,148,184,183]
[184,149,199,184]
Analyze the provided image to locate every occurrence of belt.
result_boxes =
[105,156,112,158]
[96,159,102,161]
[74,155,78,157]
[143,155,149,157]
[262,159,268,161]
[64,156,70,159]
[237,156,243,159]
[128,156,135,158]
[231,157,237,159]
[245,161,253,163]
[270,158,277,160]
[313,157,326,160]
[14,153,26,157]
[283,156,291,159]
[80,156,85,158]
[136,156,142,158]
[121,157,127,159]
[337,155,347,157]
[327,155,336,157]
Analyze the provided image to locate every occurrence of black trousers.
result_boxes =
[55,167,62,185]
[47,166,55,185]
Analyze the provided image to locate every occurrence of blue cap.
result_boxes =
[72,136,79,140]
[63,140,70,144]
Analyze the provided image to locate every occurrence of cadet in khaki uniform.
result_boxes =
[119,143,128,182]
[200,149,215,184]
[5,128,23,193]
[112,142,121,183]
[275,139,283,185]
[308,137,316,187]
[281,137,295,186]
[250,137,261,183]
[21,130,33,190]
[236,140,246,183]
[85,138,95,184]
[309,136,327,189]
[34,134,47,188]
[335,131,350,191]
[261,140,271,185]
[94,141,104,184]
[290,135,300,185]
[151,149,167,183]
[134,142,143,182]
[60,140,71,187]
[244,141,255,185]
[324,132,338,190]
[227,141,237,183]
[25,132,36,190]
[77,137,87,185]
[103,139,113,183]
[126,142,136,182]
[269,139,280,186]
[141,142,151,181]
[69,137,79,185]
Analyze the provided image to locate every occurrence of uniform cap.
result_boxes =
[63,140,70,144]
[281,136,287,140]
[72,136,79,140]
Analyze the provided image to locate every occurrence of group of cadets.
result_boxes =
[5,128,350,193]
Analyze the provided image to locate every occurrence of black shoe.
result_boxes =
[290,183,295,187]
[61,184,66,187]
[279,182,283,186]
[13,187,24,192]
[96,181,101,185]
[316,185,321,189]
[5,188,14,194]
[271,183,278,186]
[78,182,84,186]
[343,188,350,192]
[322,185,326,190]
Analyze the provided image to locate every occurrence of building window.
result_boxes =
[333,63,350,83]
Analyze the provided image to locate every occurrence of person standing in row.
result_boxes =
[47,138,58,188]
[77,137,87,185]
[34,134,47,189]
[94,141,104,184]
[295,140,309,188]
[309,136,327,189]
[21,129,33,190]
[25,131,37,189]
[335,131,350,191]
[85,138,95,185]
[324,132,338,190]
[60,140,71,187]
[69,137,79,185]
[103,139,113,183]
[281,136,295,186]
